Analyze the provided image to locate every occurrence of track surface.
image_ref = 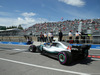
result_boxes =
[0,44,100,75]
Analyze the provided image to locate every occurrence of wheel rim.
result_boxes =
[59,54,65,62]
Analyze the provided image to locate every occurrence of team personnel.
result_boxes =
[59,30,63,41]
[69,31,73,43]
[44,32,47,42]
[40,32,44,42]
[48,31,53,42]
[75,31,81,43]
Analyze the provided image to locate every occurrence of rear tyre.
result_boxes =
[58,51,72,65]
[29,45,37,52]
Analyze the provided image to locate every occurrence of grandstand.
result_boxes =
[0,19,100,36]
[0,18,100,44]
[23,19,100,36]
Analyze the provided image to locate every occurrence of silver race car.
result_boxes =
[29,41,91,65]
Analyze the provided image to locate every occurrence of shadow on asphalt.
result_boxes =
[21,50,97,66]
[9,50,29,55]
[0,47,14,50]
[67,57,96,66]
[36,53,96,66]
[9,49,40,55]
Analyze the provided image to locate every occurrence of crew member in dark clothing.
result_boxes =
[59,30,63,41]
[40,32,44,42]
[80,31,85,43]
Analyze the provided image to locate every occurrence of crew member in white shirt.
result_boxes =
[75,31,80,43]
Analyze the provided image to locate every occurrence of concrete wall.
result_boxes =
[0,36,93,43]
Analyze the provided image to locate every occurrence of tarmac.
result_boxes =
[0,44,100,75]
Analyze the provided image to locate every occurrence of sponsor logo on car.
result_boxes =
[71,48,78,51]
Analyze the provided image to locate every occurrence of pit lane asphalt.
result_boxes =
[0,44,100,75]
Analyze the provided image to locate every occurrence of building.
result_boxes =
[0,28,21,36]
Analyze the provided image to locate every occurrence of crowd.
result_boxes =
[20,18,100,44]
[23,19,100,36]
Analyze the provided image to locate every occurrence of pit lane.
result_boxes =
[0,44,100,75]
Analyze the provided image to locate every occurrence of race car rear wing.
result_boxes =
[71,45,91,51]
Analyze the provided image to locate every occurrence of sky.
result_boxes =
[0,0,100,29]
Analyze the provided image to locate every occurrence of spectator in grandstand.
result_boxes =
[59,30,63,41]
[40,32,44,42]
[44,32,47,42]
[68,31,73,43]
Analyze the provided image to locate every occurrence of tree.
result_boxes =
[18,25,23,30]
[0,26,6,30]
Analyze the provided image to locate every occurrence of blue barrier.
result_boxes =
[90,45,100,49]
[0,41,27,45]
[0,41,100,49]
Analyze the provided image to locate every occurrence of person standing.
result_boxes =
[26,36,32,45]
[51,31,54,42]
[69,31,73,40]
[75,31,80,43]
[48,31,53,42]
[44,32,47,42]
[59,30,63,41]
[69,31,73,43]
[40,32,44,42]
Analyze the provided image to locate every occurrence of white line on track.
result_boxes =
[90,48,100,50]
[89,54,100,55]
[0,49,27,51]
[0,57,90,75]
[91,58,100,61]
[13,49,27,51]
[0,44,30,46]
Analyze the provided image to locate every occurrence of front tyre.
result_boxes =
[58,51,72,65]
[29,45,37,52]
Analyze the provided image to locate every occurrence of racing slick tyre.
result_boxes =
[29,45,37,52]
[58,51,72,65]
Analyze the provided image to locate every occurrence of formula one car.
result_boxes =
[29,41,91,65]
